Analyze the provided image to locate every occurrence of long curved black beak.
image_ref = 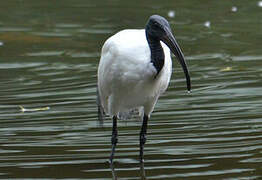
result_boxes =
[161,28,191,92]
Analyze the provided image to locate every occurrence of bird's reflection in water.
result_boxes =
[110,163,117,180]
[140,162,146,180]
[110,162,147,180]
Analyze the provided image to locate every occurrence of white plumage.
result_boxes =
[98,29,172,117]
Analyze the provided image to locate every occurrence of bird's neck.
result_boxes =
[147,35,165,77]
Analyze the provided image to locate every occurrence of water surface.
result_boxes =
[0,0,262,179]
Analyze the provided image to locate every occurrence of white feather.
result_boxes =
[98,29,172,117]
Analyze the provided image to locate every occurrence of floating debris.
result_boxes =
[220,67,233,72]
[0,41,3,46]
[168,10,175,18]
[204,21,211,28]
[231,6,238,12]
[19,105,50,113]
[258,1,262,7]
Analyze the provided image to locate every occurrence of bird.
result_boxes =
[97,14,191,163]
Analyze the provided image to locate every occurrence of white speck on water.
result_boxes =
[168,10,175,18]
[258,1,262,7]
[0,42,3,46]
[204,21,211,28]
[231,6,237,12]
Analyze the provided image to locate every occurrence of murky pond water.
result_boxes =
[1,0,262,179]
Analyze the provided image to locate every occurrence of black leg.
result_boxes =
[140,114,148,162]
[110,115,118,164]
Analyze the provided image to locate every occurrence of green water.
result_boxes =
[0,0,262,179]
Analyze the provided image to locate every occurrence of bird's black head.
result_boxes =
[145,15,191,92]
[146,15,172,40]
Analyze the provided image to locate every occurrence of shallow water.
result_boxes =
[0,0,262,179]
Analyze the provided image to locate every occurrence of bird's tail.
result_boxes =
[96,85,144,122]
[118,107,144,121]
[97,86,105,126]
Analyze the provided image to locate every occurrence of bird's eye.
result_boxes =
[152,22,158,28]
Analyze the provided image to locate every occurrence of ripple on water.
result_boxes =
[31,32,72,37]
[78,28,114,34]
[0,27,32,32]
[55,23,84,28]
[0,62,46,69]
[231,55,262,61]
[25,51,65,57]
